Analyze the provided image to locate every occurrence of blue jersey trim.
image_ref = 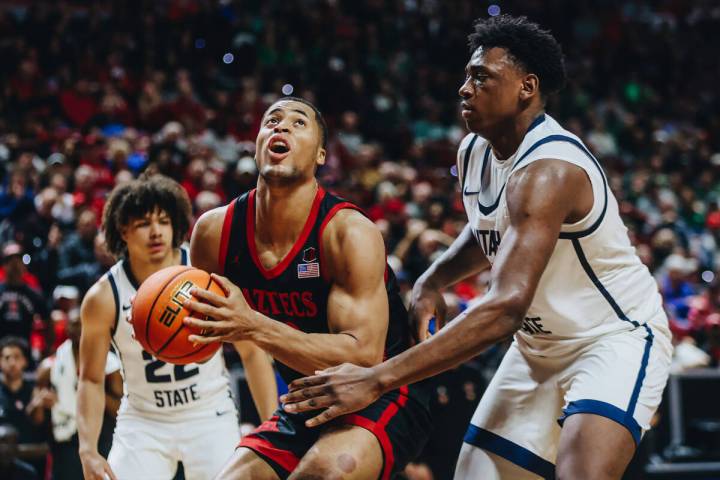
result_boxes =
[107,272,120,337]
[558,399,642,446]
[460,135,479,194]
[181,247,188,265]
[570,238,639,327]
[627,324,654,417]
[526,113,546,133]
[511,134,608,240]
[464,424,555,479]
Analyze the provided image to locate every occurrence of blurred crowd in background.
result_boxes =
[1,0,720,478]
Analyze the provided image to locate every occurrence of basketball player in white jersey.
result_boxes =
[77,175,278,480]
[282,15,673,480]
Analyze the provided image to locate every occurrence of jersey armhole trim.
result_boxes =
[218,199,237,274]
[107,273,120,338]
[510,134,609,240]
[317,202,363,281]
[460,135,478,195]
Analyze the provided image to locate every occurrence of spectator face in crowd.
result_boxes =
[76,209,98,243]
[1,244,25,286]
[0,341,28,387]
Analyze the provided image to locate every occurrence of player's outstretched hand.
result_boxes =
[184,274,258,343]
[80,450,118,480]
[280,363,382,427]
[408,280,447,344]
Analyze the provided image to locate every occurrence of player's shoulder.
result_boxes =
[195,204,230,232]
[81,273,116,317]
[458,132,479,155]
[322,208,383,258]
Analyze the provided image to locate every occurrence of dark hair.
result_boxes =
[274,96,328,149]
[0,336,29,360]
[102,174,191,257]
[468,15,566,96]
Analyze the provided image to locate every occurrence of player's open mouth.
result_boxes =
[268,135,291,161]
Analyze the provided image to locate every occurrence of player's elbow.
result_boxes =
[493,293,530,337]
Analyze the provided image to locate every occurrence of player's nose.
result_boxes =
[458,78,473,99]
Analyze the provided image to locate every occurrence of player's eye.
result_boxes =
[294,118,306,127]
[266,117,279,126]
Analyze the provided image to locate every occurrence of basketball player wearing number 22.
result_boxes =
[76,175,278,480]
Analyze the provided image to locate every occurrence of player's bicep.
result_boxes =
[189,207,225,273]
[79,281,115,384]
[489,161,585,311]
[325,214,388,363]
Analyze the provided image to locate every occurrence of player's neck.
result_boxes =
[488,108,545,160]
[255,180,319,246]
[127,248,181,285]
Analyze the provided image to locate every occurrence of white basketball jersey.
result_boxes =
[106,247,232,418]
[458,114,667,356]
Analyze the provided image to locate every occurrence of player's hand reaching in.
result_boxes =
[280,363,383,427]
[80,450,118,480]
[183,274,258,343]
[408,279,447,344]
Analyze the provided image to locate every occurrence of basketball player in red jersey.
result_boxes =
[185,97,432,480]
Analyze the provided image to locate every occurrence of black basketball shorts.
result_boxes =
[238,384,432,479]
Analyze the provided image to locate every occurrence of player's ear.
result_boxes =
[315,147,326,167]
[519,73,540,102]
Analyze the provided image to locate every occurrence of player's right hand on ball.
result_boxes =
[80,451,117,480]
[408,280,447,344]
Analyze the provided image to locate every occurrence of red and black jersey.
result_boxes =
[219,187,412,385]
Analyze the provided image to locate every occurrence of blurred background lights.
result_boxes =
[22,254,31,265]
[222,52,234,64]
[702,270,715,283]
[281,84,294,95]
[195,38,206,49]
[488,4,501,16]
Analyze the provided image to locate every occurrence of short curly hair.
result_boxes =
[102,174,191,257]
[468,15,566,96]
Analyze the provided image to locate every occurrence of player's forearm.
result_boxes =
[250,316,378,376]
[375,298,522,393]
[237,344,279,420]
[77,379,107,454]
[418,224,488,290]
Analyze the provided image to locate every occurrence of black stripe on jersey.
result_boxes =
[461,135,479,195]
[108,273,120,337]
[570,238,639,328]
[510,134,609,240]
[122,259,141,290]
[181,247,188,265]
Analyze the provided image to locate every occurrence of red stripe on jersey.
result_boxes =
[317,202,363,280]
[246,188,327,280]
[238,435,300,473]
[218,199,236,274]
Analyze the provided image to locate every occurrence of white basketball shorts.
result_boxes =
[454,320,672,480]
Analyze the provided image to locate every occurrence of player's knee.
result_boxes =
[290,452,360,480]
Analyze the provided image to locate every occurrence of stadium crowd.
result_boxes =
[1,0,719,478]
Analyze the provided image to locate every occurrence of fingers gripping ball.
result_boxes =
[131,266,224,364]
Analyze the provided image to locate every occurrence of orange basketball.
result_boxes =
[132,266,224,365]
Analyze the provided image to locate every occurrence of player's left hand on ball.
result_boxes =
[280,363,383,427]
[183,273,256,343]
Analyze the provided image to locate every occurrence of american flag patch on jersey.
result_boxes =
[297,262,320,278]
